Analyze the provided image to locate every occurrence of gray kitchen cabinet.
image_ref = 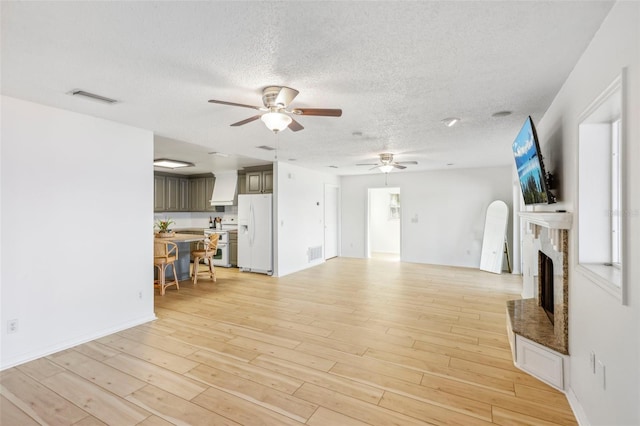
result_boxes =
[189,178,206,211]
[165,176,180,211]
[178,178,190,211]
[229,231,238,266]
[154,175,166,212]
[237,174,246,196]
[246,169,273,194]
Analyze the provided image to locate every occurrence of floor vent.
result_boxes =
[308,246,323,262]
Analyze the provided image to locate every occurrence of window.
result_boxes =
[577,70,626,303]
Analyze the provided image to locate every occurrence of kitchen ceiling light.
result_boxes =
[442,117,460,127]
[379,164,394,173]
[261,112,292,132]
[153,159,195,169]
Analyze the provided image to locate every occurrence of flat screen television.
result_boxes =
[512,116,556,205]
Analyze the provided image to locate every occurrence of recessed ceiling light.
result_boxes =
[442,117,460,127]
[68,89,118,104]
[328,165,339,168]
[153,159,194,169]
[492,111,512,118]
[447,163,455,166]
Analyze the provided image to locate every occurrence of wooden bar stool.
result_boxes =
[154,240,179,295]
[191,233,219,285]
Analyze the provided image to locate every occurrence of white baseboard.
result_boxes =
[566,386,590,426]
[0,314,157,371]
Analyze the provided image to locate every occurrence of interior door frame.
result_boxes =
[324,184,340,259]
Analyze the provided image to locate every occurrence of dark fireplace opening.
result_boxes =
[539,251,554,324]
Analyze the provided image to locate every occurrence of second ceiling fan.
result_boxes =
[208,86,342,133]
[357,153,418,173]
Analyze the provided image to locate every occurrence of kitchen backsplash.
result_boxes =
[154,206,238,229]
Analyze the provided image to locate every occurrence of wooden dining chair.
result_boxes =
[154,240,179,295]
[191,233,219,285]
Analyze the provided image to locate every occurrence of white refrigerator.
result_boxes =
[238,193,273,275]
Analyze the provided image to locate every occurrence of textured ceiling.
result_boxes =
[1,1,613,176]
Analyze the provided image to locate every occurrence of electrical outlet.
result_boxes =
[7,319,18,334]
[590,351,596,373]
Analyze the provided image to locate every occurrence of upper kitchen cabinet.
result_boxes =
[154,175,166,211]
[154,172,228,212]
[245,166,273,194]
[156,175,189,212]
[188,178,206,211]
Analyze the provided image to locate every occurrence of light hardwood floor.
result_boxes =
[0,258,577,425]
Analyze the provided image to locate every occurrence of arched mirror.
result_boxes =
[480,200,509,274]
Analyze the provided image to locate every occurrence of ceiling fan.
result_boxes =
[357,153,418,173]
[208,86,342,133]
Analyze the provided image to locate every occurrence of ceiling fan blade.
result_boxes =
[393,164,407,170]
[275,87,299,107]
[356,163,379,166]
[396,161,418,165]
[230,115,261,127]
[208,99,262,110]
[292,108,342,117]
[288,118,304,132]
[369,166,380,171]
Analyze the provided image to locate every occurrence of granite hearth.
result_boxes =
[505,212,572,390]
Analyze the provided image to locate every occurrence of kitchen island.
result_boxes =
[155,233,204,281]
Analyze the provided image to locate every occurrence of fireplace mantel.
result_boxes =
[519,212,573,229]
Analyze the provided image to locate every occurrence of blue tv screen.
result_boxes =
[512,116,553,205]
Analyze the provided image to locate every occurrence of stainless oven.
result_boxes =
[204,230,231,267]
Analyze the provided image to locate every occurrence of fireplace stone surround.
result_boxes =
[506,212,572,390]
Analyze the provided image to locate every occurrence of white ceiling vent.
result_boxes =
[68,89,118,105]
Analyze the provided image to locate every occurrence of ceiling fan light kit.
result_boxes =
[208,86,341,133]
[261,111,292,133]
[357,152,419,173]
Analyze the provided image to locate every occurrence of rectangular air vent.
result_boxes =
[308,246,323,262]
[69,90,118,104]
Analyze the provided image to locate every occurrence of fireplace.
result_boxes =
[539,251,554,324]
[507,212,571,355]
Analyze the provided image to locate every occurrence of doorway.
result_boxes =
[324,184,339,259]
[367,187,401,261]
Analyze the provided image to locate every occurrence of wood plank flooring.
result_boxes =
[0,258,577,425]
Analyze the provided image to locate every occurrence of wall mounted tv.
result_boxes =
[512,116,556,205]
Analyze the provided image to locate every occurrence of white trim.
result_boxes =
[566,386,591,426]
[0,314,157,371]
[518,212,573,229]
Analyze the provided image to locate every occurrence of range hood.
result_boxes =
[210,171,238,206]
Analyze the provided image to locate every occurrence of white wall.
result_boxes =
[0,96,155,369]
[274,162,340,277]
[369,187,400,254]
[341,166,513,269]
[529,2,639,424]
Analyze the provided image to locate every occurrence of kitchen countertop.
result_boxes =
[154,233,205,243]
